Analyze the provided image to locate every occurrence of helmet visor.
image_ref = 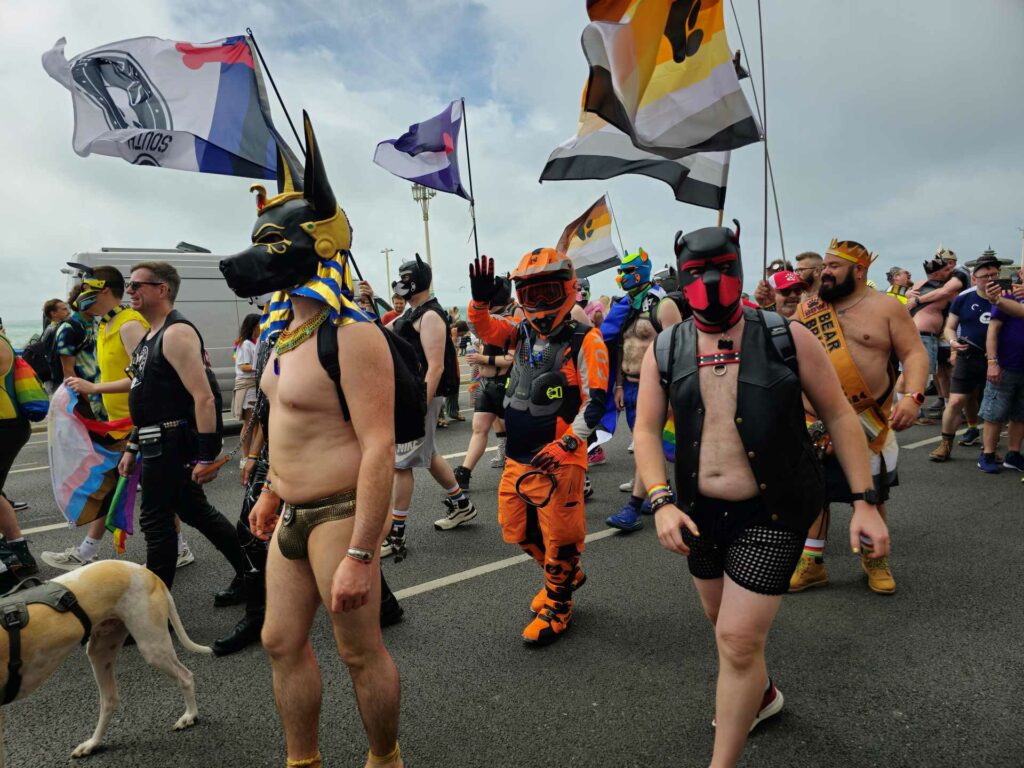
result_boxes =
[517,280,567,310]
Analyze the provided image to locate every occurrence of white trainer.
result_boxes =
[40,547,98,572]
[176,543,196,568]
[434,497,477,530]
[618,480,633,493]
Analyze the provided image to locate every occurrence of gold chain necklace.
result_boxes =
[275,307,330,357]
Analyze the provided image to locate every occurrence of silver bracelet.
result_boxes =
[346,547,374,563]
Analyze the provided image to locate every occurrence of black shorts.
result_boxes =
[938,343,951,366]
[0,418,31,492]
[950,351,988,396]
[475,377,507,417]
[680,495,804,596]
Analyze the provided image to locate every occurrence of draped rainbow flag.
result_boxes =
[48,385,137,552]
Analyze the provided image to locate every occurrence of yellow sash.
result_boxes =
[797,297,891,452]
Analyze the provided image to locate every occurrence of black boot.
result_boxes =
[380,569,404,627]
[212,570,265,656]
[213,572,246,607]
[5,540,38,576]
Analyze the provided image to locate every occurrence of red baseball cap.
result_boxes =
[769,271,808,292]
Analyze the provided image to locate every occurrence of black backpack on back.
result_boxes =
[317,321,428,444]
[20,326,57,384]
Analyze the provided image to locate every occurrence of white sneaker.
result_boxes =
[176,544,195,568]
[41,547,98,572]
[618,480,633,493]
[434,497,478,530]
[490,442,507,468]
[627,440,634,453]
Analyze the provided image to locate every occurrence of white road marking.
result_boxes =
[441,446,497,460]
[9,465,48,474]
[22,522,69,535]
[393,528,620,601]
[902,428,967,450]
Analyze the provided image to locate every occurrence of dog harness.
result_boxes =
[0,578,92,705]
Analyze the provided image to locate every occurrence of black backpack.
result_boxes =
[46,319,87,384]
[20,326,57,384]
[317,321,427,444]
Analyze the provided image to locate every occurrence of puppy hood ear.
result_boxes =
[731,219,741,241]
[674,231,685,256]
[415,253,425,269]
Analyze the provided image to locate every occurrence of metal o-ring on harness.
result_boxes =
[514,469,558,508]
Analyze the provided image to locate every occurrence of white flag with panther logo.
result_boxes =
[42,35,289,179]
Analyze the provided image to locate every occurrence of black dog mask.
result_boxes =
[674,220,744,333]
[392,254,432,298]
[220,111,352,299]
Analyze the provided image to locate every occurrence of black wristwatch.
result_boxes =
[850,489,879,505]
[560,435,579,452]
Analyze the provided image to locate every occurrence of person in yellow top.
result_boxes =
[884,266,912,305]
[41,266,152,571]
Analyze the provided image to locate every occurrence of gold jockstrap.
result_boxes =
[277,490,357,560]
[798,297,893,452]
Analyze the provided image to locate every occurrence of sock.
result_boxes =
[941,432,955,441]
[967,420,978,429]
[446,483,467,504]
[177,532,187,555]
[495,431,507,439]
[628,495,644,510]
[78,536,102,560]
[391,509,408,536]
[803,537,826,562]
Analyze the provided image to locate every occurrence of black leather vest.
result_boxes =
[394,298,460,398]
[661,308,824,533]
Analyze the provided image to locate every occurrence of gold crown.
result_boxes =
[826,238,877,270]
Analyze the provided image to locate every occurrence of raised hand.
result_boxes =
[469,255,498,303]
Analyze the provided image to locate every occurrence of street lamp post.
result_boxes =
[411,183,436,267]
[381,247,394,290]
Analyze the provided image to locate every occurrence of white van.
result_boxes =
[65,244,259,403]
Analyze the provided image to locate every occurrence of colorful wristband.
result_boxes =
[647,484,671,501]
[261,479,274,494]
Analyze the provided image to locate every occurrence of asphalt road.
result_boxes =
[3,390,1023,767]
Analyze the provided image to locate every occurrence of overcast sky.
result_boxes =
[2,0,1022,327]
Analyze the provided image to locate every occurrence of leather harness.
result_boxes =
[1,578,92,705]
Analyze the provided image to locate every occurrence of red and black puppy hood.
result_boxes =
[674,220,743,333]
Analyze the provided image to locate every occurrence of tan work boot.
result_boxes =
[788,554,829,592]
[861,554,896,594]
[929,437,953,462]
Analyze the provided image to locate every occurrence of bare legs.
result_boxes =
[262,520,401,766]
[692,575,782,768]
[463,412,496,472]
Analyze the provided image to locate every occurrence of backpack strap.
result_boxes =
[316,321,352,422]
[655,324,680,389]
[761,310,798,374]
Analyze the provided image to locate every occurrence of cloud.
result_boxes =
[1,0,1022,333]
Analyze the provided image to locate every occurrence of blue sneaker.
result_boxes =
[1002,451,1024,471]
[978,452,1002,474]
[958,427,981,446]
[606,503,643,532]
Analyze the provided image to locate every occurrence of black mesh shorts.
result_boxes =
[475,377,507,416]
[680,496,804,596]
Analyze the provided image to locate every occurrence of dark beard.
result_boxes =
[819,270,856,302]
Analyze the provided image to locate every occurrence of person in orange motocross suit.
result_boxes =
[467,251,609,646]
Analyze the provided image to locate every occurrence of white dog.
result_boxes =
[0,560,212,763]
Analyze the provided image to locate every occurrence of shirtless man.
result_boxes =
[790,239,928,595]
[452,275,515,489]
[907,257,964,421]
[636,222,889,767]
[220,115,401,768]
[602,249,682,532]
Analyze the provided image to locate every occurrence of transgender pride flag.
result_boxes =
[48,386,137,549]
[43,35,290,179]
[373,100,471,199]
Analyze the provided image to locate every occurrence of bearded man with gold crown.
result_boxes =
[790,239,930,596]
[220,113,402,768]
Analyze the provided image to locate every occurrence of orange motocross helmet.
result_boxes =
[511,248,576,336]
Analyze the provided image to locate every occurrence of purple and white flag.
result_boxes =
[43,35,291,179]
[373,100,470,200]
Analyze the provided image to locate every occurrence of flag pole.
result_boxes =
[717,209,724,227]
[605,191,627,256]
[460,98,481,260]
[246,27,305,152]
[756,0,768,278]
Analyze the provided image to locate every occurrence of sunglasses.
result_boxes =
[776,287,802,297]
[126,280,164,291]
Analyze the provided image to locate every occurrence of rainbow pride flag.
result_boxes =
[13,357,49,421]
[48,386,136,548]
